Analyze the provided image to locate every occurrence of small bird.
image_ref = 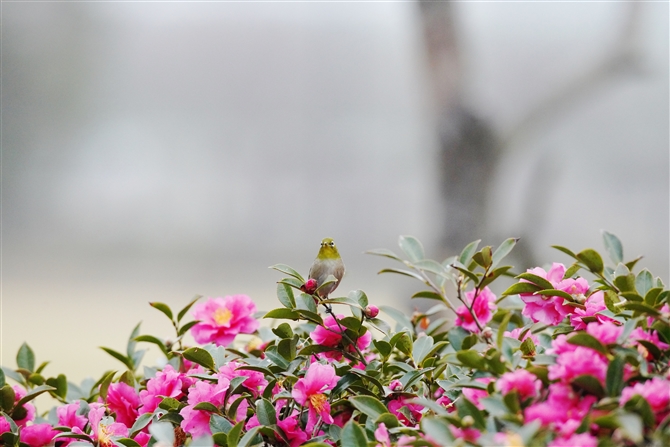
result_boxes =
[307,237,345,299]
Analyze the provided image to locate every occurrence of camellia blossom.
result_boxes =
[191,295,259,346]
[106,382,139,428]
[548,346,608,384]
[292,362,339,434]
[11,386,36,427]
[310,314,372,360]
[19,423,59,447]
[503,327,540,345]
[218,360,268,398]
[620,377,670,423]
[629,328,670,360]
[57,401,88,431]
[462,377,495,410]
[497,369,542,401]
[388,397,423,426]
[519,263,574,325]
[180,376,231,437]
[277,412,309,447]
[548,432,598,447]
[72,403,128,447]
[139,364,189,414]
[569,291,615,330]
[375,422,391,447]
[524,383,597,436]
[454,287,497,333]
[585,321,622,345]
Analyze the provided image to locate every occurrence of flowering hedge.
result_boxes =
[2,232,669,447]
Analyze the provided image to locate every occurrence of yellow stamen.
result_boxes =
[98,424,112,447]
[309,393,328,413]
[213,307,233,326]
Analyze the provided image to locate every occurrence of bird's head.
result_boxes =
[318,237,341,260]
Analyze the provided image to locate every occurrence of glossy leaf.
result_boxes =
[276,283,296,309]
[491,237,518,268]
[269,264,305,282]
[349,396,388,420]
[340,421,367,447]
[459,239,481,266]
[567,333,608,355]
[177,295,202,323]
[264,308,300,320]
[149,302,173,321]
[182,347,216,371]
[602,230,624,264]
[16,343,35,373]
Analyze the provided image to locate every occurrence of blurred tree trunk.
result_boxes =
[417,1,500,255]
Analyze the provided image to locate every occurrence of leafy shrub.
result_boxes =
[1,232,669,447]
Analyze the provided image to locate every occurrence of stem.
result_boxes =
[322,303,368,367]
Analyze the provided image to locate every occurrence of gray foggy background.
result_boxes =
[2,2,668,383]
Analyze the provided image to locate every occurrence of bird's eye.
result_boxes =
[330,242,334,246]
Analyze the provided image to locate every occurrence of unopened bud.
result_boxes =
[301,278,318,295]
[389,380,403,391]
[364,305,380,319]
[461,415,475,427]
[482,327,493,339]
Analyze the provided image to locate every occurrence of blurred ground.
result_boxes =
[1,2,667,384]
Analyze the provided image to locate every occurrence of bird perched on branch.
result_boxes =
[305,238,345,299]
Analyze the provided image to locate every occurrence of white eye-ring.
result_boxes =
[329,242,334,246]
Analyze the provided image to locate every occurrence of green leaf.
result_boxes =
[0,385,15,412]
[472,246,492,268]
[373,340,392,358]
[129,412,152,437]
[501,282,542,297]
[149,422,175,446]
[392,332,413,356]
[503,389,521,414]
[644,288,663,306]
[256,398,276,426]
[178,320,199,337]
[563,263,581,279]
[566,333,608,355]
[420,417,455,444]
[534,289,575,301]
[447,326,469,351]
[450,263,479,283]
[238,426,261,447]
[413,336,434,366]
[602,230,624,264]
[551,245,578,259]
[0,369,4,388]
[620,302,660,316]
[399,235,425,262]
[365,248,403,261]
[276,283,296,309]
[54,432,94,442]
[457,397,486,429]
[572,375,605,398]
[623,394,655,428]
[514,273,553,290]
[296,293,318,314]
[134,335,169,357]
[16,343,35,372]
[150,302,174,321]
[182,347,216,371]
[277,338,296,361]
[177,295,202,323]
[272,322,294,339]
[459,240,481,266]
[210,413,234,434]
[491,237,518,268]
[377,268,425,282]
[298,344,338,356]
[264,308,300,320]
[605,356,625,397]
[617,412,643,443]
[349,396,388,420]
[635,269,653,297]
[158,397,183,411]
[226,420,245,447]
[15,384,56,407]
[576,249,604,274]
[194,402,221,413]
[115,438,142,447]
[520,338,536,356]
[98,370,116,400]
[380,306,413,331]
[100,347,134,371]
[340,421,367,447]
[269,264,305,283]
[456,350,487,370]
[414,259,446,275]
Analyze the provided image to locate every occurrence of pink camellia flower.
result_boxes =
[375,422,391,447]
[191,295,259,346]
[19,423,59,447]
[388,380,403,392]
[629,328,670,360]
[519,263,574,325]
[301,278,319,295]
[57,401,88,431]
[497,369,541,401]
[106,382,139,428]
[73,403,128,447]
[277,412,309,447]
[454,287,497,333]
[436,395,455,412]
[620,377,670,423]
[310,314,372,360]
[364,305,380,319]
[549,432,598,447]
[585,321,622,345]
[139,364,188,414]
[451,427,481,443]
[0,418,11,434]
[462,377,495,410]
[292,362,339,433]
[569,291,615,330]
[503,327,540,345]
[548,346,608,384]
[180,376,231,437]
[388,397,423,426]
[524,383,596,436]
[218,360,268,398]
[11,386,36,427]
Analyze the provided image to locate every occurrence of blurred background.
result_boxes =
[2,2,668,383]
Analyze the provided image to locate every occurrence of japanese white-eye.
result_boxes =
[308,237,345,298]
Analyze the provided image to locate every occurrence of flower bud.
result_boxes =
[389,380,403,391]
[461,415,475,427]
[301,278,318,295]
[364,305,380,319]
[482,327,494,339]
